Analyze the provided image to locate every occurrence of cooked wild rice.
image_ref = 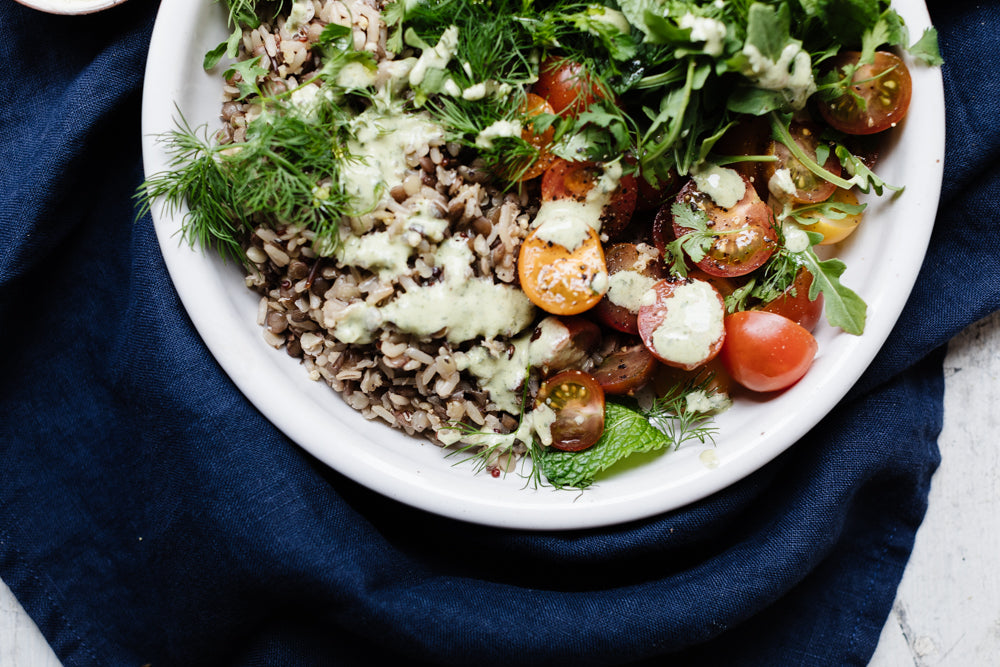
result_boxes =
[219,0,599,455]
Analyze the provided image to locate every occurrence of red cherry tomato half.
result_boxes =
[817,51,913,135]
[672,174,778,278]
[712,115,771,199]
[592,242,665,334]
[635,165,681,212]
[530,316,602,376]
[764,122,841,204]
[533,56,605,117]
[592,343,658,395]
[637,278,726,371]
[759,267,824,332]
[720,311,818,392]
[541,159,638,238]
[652,355,732,400]
[536,370,606,451]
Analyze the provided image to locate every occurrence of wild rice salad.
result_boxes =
[144,0,939,487]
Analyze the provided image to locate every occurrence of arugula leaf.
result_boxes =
[834,144,903,195]
[788,232,867,335]
[860,10,909,63]
[781,197,867,226]
[801,0,886,48]
[743,1,793,62]
[733,3,817,111]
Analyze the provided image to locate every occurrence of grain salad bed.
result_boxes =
[223,0,613,472]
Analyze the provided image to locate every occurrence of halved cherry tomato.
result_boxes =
[720,310,817,392]
[541,159,638,238]
[764,122,841,204]
[672,174,778,278]
[650,202,676,259]
[687,268,740,302]
[592,243,665,334]
[529,316,602,376]
[758,267,823,332]
[514,93,558,181]
[790,187,864,245]
[652,355,732,400]
[536,370,605,451]
[818,51,912,135]
[635,164,681,212]
[592,343,658,395]
[518,224,607,315]
[713,115,771,199]
[637,278,726,370]
[533,56,605,117]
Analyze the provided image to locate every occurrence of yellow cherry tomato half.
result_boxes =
[797,188,864,245]
[517,225,608,315]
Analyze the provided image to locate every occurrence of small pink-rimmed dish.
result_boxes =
[13,0,128,16]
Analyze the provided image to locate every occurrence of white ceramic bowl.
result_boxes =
[141,0,945,530]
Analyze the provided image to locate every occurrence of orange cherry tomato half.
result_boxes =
[514,93,558,181]
[636,278,726,371]
[672,174,778,278]
[532,56,605,117]
[758,267,824,332]
[541,159,638,238]
[518,224,608,315]
[818,51,913,136]
[536,370,606,451]
[720,310,818,392]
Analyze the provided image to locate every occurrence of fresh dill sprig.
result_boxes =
[138,100,355,265]
[642,375,722,451]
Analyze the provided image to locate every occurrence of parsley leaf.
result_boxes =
[663,202,713,276]
[910,27,944,66]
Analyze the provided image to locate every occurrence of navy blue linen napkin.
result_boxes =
[1,1,996,665]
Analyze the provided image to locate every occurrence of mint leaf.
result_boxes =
[538,402,673,489]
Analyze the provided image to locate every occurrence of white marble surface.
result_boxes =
[3,312,999,665]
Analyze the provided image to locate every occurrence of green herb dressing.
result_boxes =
[607,270,660,313]
[644,280,724,367]
[531,161,622,250]
[340,106,446,211]
[325,237,536,347]
[692,164,745,209]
